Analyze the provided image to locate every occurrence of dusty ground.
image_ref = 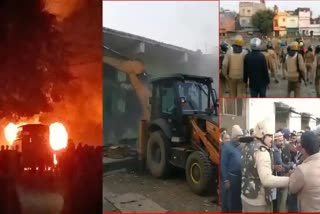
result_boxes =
[221,70,318,97]
[103,169,219,212]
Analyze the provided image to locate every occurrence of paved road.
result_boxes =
[17,175,64,214]
[103,170,219,212]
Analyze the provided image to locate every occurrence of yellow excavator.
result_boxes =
[103,46,220,195]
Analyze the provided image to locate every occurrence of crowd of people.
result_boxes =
[220,35,320,97]
[220,122,320,212]
[0,142,102,214]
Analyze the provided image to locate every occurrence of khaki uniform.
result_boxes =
[241,140,289,212]
[284,53,306,97]
[222,47,247,97]
[315,54,320,96]
[267,49,278,79]
[305,52,315,82]
[289,153,320,212]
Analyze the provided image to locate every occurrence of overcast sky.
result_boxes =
[220,0,320,17]
[103,1,219,53]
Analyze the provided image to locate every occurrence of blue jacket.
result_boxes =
[221,140,242,181]
[273,144,290,175]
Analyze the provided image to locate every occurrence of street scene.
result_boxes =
[0,0,102,213]
[220,1,320,97]
[103,1,219,212]
[220,98,320,212]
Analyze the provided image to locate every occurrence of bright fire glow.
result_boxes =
[53,153,58,165]
[4,123,18,145]
[49,122,68,151]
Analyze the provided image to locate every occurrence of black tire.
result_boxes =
[146,131,171,178]
[186,151,214,195]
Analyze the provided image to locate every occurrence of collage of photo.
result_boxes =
[1,0,320,213]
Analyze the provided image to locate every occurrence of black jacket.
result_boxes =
[243,50,270,90]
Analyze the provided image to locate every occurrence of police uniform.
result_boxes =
[222,35,247,97]
[267,47,278,82]
[240,120,289,212]
[305,50,315,83]
[284,42,307,97]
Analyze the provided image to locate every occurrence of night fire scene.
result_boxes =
[0,0,102,214]
[103,1,220,212]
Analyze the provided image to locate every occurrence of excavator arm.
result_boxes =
[190,119,220,165]
[103,47,151,120]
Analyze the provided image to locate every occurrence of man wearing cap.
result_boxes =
[284,41,306,97]
[241,119,289,212]
[221,125,243,212]
[222,35,247,97]
[272,131,290,212]
[289,132,320,212]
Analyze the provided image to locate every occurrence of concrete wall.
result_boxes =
[239,6,254,17]
[287,16,299,28]
[298,10,311,28]
[220,11,236,32]
[247,99,276,132]
[288,112,301,132]
[240,17,252,27]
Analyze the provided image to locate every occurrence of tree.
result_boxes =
[0,1,73,119]
[251,10,276,35]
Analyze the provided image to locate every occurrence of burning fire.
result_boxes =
[53,153,58,165]
[4,123,18,145]
[49,122,68,151]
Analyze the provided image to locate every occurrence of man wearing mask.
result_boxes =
[221,125,243,212]
[241,119,289,212]
[284,41,306,97]
[314,45,320,96]
[289,132,320,212]
[222,35,247,97]
[243,38,270,97]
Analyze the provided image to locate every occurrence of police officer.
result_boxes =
[267,42,279,83]
[305,46,315,84]
[284,41,306,97]
[222,35,247,97]
[241,119,289,212]
[243,38,270,97]
[314,45,320,97]
[220,42,229,96]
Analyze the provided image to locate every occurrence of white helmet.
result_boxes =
[254,118,273,139]
[250,37,262,50]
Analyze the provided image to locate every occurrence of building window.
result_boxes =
[274,20,278,27]
[283,18,285,22]
[222,99,243,116]
[247,9,251,13]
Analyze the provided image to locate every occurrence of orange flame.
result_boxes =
[49,122,68,151]
[4,123,18,145]
[53,153,58,165]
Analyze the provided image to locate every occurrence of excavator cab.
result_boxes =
[149,74,218,137]
[145,74,219,195]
